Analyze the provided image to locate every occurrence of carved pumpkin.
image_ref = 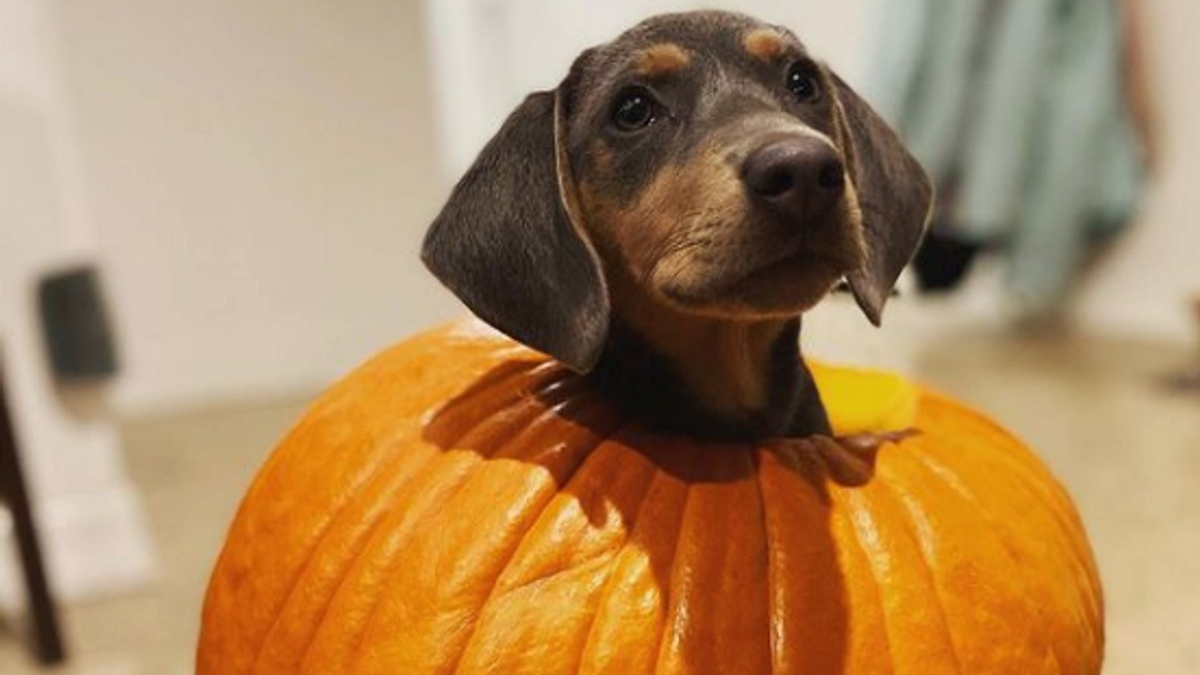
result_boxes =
[198,321,1102,674]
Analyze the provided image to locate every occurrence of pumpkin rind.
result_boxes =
[198,321,1103,675]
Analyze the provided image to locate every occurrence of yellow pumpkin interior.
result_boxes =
[810,363,921,436]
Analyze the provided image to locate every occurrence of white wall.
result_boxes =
[2,0,460,608]
[0,0,154,604]
[21,0,1193,430]
[425,0,873,183]
[51,0,455,415]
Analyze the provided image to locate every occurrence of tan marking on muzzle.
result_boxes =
[579,132,864,319]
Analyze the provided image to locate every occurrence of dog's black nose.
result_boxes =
[742,137,845,221]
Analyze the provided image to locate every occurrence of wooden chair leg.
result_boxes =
[0,370,66,664]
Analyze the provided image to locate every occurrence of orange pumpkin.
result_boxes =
[198,320,1102,674]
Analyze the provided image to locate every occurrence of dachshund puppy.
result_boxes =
[423,11,932,440]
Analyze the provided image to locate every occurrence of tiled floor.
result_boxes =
[1,327,1197,673]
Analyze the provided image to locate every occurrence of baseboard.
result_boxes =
[0,484,157,614]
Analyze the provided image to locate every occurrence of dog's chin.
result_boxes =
[657,252,848,320]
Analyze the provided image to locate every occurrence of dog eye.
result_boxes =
[612,89,658,131]
[786,63,820,102]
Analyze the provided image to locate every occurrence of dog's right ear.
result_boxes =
[422,88,610,373]
[829,72,933,326]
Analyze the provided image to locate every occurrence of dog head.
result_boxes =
[423,11,933,373]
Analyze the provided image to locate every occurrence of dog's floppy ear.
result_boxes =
[422,88,609,373]
[830,72,933,325]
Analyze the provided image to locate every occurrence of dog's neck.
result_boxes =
[587,288,831,440]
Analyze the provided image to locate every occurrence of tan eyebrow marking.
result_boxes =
[635,43,690,77]
[744,28,787,63]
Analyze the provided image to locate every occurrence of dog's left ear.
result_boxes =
[830,72,933,325]
[422,84,610,373]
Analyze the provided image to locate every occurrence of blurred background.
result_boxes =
[0,0,1196,673]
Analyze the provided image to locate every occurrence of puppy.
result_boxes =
[423,11,932,440]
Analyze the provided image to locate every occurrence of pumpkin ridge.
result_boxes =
[575,438,696,675]
[651,441,699,675]
[256,363,572,671]
[941,418,1103,627]
[490,540,623,605]
[447,420,638,674]
[488,390,615,463]
[251,377,540,672]
[873,478,963,673]
[236,427,433,673]
[252,445,441,674]
[920,397,1100,594]
[337,468,520,669]
[280,487,410,673]
[920,394,1090,553]
[423,360,569,447]
[654,445,773,674]
[756,443,855,675]
[302,446,494,673]
[270,381,562,675]
[571,468,662,674]
[460,427,661,674]
[200,341,516,675]
[349,399,622,672]
[1048,647,1065,675]
[841,489,898,675]
[304,375,588,673]
[751,447,778,675]
[488,425,654,596]
[436,369,584,458]
[906,446,1073,672]
[915,431,1102,663]
[973,451,1102,637]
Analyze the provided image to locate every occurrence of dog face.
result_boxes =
[424,11,932,373]
[565,14,867,319]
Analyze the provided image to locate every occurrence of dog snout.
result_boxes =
[741,137,845,222]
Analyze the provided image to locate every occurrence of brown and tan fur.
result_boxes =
[743,28,788,63]
[635,43,691,78]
